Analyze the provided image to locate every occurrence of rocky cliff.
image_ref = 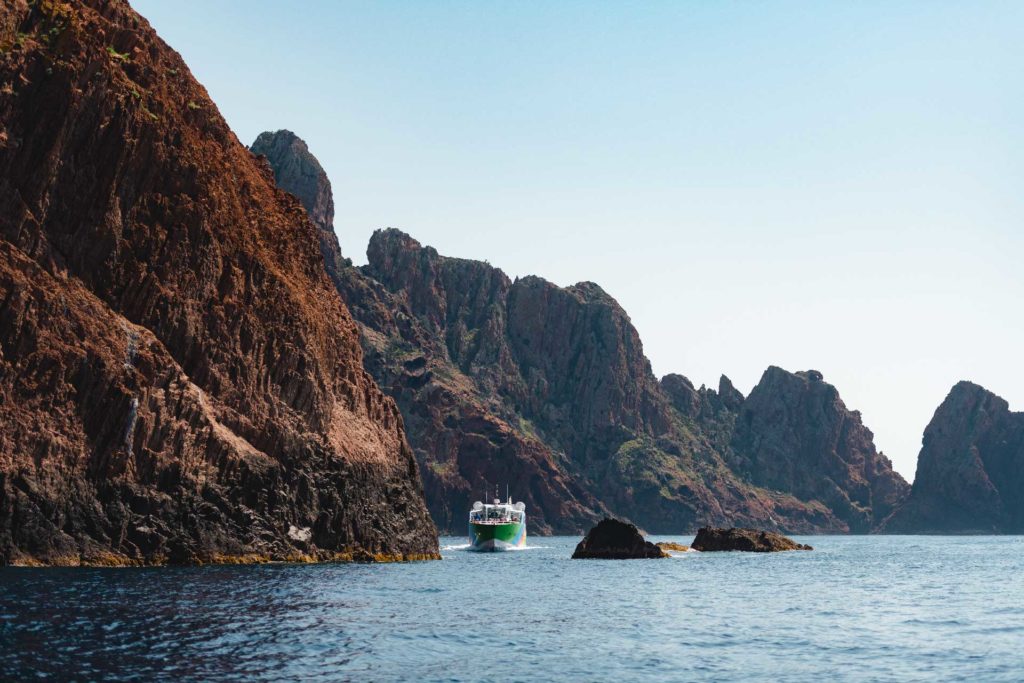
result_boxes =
[362,230,872,534]
[332,253,608,534]
[0,0,437,565]
[882,382,1024,533]
[258,131,909,535]
[729,367,909,532]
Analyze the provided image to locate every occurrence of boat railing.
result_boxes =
[469,510,523,524]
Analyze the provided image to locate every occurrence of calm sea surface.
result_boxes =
[2,535,1023,681]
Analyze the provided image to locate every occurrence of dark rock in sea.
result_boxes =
[250,129,346,283]
[729,367,910,532]
[0,0,438,565]
[572,518,668,559]
[881,382,1024,533]
[691,527,812,552]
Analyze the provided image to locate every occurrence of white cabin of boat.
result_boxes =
[469,498,525,525]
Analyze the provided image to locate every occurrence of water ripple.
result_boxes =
[2,536,1023,681]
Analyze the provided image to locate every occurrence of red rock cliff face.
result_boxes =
[881,382,1024,533]
[505,276,672,460]
[340,231,608,533]
[0,1,437,565]
[729,367,909,532]
[355,230,842,534]
[257,132,907,535]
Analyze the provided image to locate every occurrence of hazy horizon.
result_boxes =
[133,0,1024,481]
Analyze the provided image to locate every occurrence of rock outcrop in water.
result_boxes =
[691,527,812,552]
[572,518,667,559]
[257,131,909,536]
[881,382,1024,533]
[0,0,438,565]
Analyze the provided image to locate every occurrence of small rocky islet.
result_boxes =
[691,527,813,552]
[571,518,810,559]
[572,518,669,559]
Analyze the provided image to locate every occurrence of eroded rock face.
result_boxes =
[881,382,1024,533]
[335,236,609,534]
[250,130,346,283]
[730,367,909,532]
[691,527,812,552]
[572,518,667,559]
[256,135,908,536]
[0,1,437,565]
[356,230,844,534]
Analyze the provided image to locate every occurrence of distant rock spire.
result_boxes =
[252,130,346,283]
[730,366,910,532]
[881,381,1024,533]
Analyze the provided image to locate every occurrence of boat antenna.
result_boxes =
[506,482,509,503]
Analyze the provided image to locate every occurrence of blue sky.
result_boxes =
[133,1,1023,480]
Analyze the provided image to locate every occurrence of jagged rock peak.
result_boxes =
[567,280,619,306]
[251,129,345,281]
[259,133,889,536]
[367,227,443,270]
[660,373,700,417]
[882,381,1023,533]
[731,365,909,532]
[251,129,334,231]
[718,375,744,410]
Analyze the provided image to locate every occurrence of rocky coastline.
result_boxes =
[0,1,1016,568]
[0,0,438,566]
[257,132,917,537]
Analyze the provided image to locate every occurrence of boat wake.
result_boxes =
[441,543,472,551]
[441,543,550,552]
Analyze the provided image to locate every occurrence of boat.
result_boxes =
[468,491,526,552]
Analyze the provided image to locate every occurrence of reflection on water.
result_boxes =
[2,536,1023,681]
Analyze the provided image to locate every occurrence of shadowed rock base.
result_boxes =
[572,518,668,559]
[691,527,812,552]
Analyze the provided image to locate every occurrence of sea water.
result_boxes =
[2,535,1023,681]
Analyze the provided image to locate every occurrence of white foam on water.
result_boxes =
[441,543,472,551]
[440,543,551,552]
